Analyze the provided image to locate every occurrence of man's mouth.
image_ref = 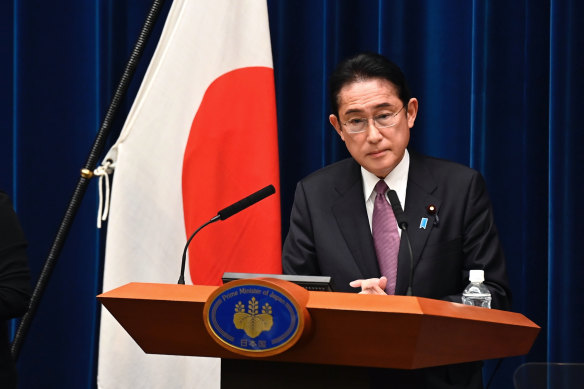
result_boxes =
[368,149,387,158]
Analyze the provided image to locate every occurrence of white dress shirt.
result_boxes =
[361,149,410,236]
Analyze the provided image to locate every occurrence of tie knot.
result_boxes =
[374,180,388,195]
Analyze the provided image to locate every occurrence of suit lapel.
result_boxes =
[395,153,441,295]
[331,162,380,279]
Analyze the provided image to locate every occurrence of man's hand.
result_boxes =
[349,277,388,295]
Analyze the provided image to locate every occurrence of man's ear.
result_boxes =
[406,98,418,129]
[329,114,345,141]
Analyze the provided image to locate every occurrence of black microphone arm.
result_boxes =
[177,184,276,284]
[387,189,414,296]
[217,184,275,220]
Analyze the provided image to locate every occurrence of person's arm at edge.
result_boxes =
[0,192,31,320]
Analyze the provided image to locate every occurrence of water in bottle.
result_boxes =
[462,269,492,308]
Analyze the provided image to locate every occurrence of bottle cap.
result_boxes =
[469,269,485,283]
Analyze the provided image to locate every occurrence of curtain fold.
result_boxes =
[548,0,584,363]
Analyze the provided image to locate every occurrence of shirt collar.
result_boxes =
[362,149,410,206]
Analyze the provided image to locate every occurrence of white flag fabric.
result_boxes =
[97,0,281,387]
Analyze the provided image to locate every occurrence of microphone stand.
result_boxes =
[387,189,414,296]
[178,216,220,284]
[401,224,414,296]
[177,185,275,285]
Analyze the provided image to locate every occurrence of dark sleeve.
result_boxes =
[282,182,321,276]
[442,172,512,310]
[0,192,31,320]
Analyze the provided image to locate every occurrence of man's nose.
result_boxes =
[366,119,383,142]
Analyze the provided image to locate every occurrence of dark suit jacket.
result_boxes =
[0,192,31,389]
[282,152,511,388]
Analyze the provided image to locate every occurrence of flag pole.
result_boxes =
[10,0,169,360]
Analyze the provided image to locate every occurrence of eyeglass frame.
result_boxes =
[340,104,406,134]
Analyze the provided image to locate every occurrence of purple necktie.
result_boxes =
[372,180,400,294]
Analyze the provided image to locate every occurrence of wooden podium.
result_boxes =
[98,281,539,388]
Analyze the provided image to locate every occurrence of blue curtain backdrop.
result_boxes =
[2,0,583,388]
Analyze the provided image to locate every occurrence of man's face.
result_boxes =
[329,78,418,178]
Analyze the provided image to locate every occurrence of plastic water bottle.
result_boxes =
[462,270,492,309]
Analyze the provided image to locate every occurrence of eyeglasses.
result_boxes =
[341,105,405,134]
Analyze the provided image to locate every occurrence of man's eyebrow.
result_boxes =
[374,103,394,109]
[344,108,364,115]
[343,103,396,116]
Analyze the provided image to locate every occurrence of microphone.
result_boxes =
[387,190,414,296]
[177,184,276,284]
[387,190,408,230]
[217,185,275,220]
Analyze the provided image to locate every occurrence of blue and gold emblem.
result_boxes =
[233,297,273,338]
[204,279,308,355]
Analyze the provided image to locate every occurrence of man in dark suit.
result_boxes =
[282,52,511,388]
